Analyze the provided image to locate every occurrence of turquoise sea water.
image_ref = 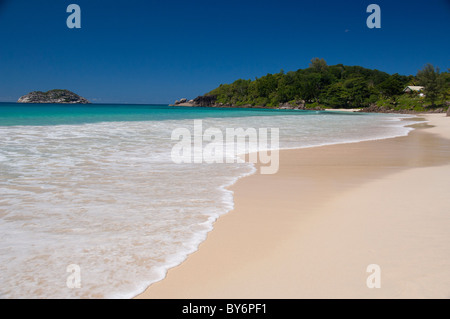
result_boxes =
[0,103,325,126]
[0,103,414,298]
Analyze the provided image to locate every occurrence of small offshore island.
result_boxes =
[173,59,450,115]
[17,89,90,104]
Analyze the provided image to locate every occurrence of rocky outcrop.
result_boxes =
[172,96,316,109]
[173,98,196,107]
[174,98,187,105]
[193,95,217,107]
[172,95,217,107]
[278,100,310,110]
[362,103,446,114]
[18,89,90,104]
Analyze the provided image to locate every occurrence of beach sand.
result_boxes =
[136,113,450,299]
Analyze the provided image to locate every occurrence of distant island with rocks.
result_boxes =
[172,60,449,114]
[18,89,90,104]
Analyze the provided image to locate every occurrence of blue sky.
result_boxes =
[0,0,449,104]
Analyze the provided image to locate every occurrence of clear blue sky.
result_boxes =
[0,0,449,104]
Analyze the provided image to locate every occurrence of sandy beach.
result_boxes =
[136,113,450,299]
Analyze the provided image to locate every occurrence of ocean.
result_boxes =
[0,103,414,298]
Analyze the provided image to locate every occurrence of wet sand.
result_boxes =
[136,114,450,299]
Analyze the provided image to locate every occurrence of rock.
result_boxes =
[172,98,197,107]
[278,103,295,110]
[18,89,90,104]
[278,101,307,110]
[174,98,189,105]
[173,95,217,107]
[192,95,217,107]
[298,100,306,109]
[362,104,393,113]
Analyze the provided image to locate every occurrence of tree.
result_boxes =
[309,58,328,73]
[255,74,277,98]
[344,77,370,107]
[416,64,443,106]
[439,71,450,103]
[300,73,321,103]
[324,82,349,108]
[378,74,404,98]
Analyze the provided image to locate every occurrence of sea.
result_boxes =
[0,103,414,298]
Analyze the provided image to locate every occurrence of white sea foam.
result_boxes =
[0,112,414,298]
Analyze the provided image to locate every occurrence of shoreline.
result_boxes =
[171,103,448,115]
[136,113,450,299]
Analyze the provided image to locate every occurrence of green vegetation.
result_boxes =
[206,59,450,112]
[416,64,444,106]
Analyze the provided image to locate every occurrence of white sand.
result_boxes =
[136,114,450,299]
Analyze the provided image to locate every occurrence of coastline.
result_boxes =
[171,103,448,115]
[136,113,450,299]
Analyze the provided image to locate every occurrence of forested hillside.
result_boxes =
[205,59,449,111]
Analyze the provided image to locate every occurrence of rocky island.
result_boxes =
[18,89,90,104]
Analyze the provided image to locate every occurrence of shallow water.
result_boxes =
[0,103,413,298]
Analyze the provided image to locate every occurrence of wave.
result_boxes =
[0,112,414,298]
